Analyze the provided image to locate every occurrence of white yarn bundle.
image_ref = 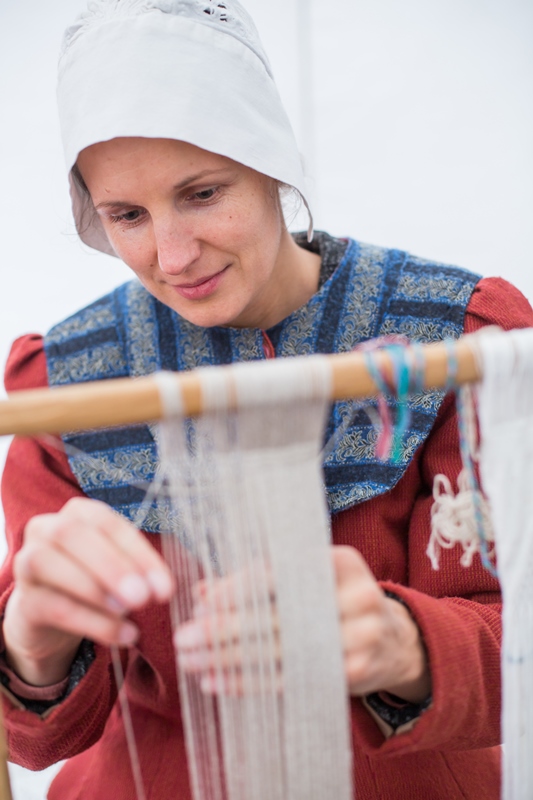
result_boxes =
[428,377,495,572]
[156,356,353,800]
[475,328,533,800]
[428,467,494,569]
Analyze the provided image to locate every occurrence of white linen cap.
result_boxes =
[57,0,313,256]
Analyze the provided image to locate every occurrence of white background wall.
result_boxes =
[0,0,532,796]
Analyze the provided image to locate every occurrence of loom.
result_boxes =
[0,330,531,800]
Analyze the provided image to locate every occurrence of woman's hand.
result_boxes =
[175,565,281,695]
[176,546,430,703]
[2,498,173,687]
[333,546,430,703]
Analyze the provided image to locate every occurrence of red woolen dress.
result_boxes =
[1,277,532,800]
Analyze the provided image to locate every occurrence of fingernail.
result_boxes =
[106,595,127,615]
[146,570,173,601]
[118,622,139,646]
[117,574,150,607]
[175,623,206,650]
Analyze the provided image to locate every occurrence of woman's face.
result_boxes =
[77,138,314,329]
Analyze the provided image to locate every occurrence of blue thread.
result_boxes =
[365,343,414,465]
[444,340,459,392]
[389,346,412,464]
[455,387,497,578]
[364,351,390,395]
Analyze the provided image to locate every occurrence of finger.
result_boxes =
[14,542,127,618]
[339,615,383,659]
[27,502,173,607]
[342,614,398,696]
[28,513,155,610]
[198,668,284,697]
[178,637,282,673]
[27,499,173,600]
[178,639,282,673]
[193,564,275,615]
[344,651,378,696]
[12,583,139,649]
[175,609,280,653]
[336,577,384,620]
[331,546,374,587]
[62,499,173,596]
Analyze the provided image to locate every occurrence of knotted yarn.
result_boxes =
[427,337,496,574]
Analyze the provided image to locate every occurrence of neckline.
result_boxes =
[181,232,352,338]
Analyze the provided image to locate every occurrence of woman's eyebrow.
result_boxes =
[173,167,234,190]
[95,199,136,211]
[95,168,234,210]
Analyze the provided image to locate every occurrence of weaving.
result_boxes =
[0,332,529,800]
[153,357,353,799]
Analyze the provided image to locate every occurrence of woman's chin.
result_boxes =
[158,292,245,329]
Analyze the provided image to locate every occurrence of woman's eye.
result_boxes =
[193,188,218,202]
[109,209,145,226]
[121,210,141,222]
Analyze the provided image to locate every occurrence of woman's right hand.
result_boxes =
[2,497,173,687]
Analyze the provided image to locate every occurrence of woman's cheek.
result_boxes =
[110,235,154,278]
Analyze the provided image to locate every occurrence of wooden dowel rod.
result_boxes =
[0,758,11,800]
[0,339,481,438]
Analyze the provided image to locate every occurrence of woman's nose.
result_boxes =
[154,220,202,276]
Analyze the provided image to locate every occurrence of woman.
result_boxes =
[0,1,532,798]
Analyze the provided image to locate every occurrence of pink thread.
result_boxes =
[356,336,409,461]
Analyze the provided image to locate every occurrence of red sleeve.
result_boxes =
[4,334,50,392]
[1,335,117,768]
[1,335,84,598]
[464,276,533,334]
[349,276,533,757]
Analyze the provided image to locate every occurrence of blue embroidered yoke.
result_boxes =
[44,234,481,532]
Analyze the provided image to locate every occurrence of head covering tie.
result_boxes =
[58,0,313,256]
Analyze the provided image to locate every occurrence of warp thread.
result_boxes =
[475,327,533,800]
[156,357,353,800]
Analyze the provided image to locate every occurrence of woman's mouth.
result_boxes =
[170,266,230,301]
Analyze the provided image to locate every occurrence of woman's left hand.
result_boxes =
[333,546,431,703]
[176,545,431,703]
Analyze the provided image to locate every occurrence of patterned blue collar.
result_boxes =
[45,234,480,532]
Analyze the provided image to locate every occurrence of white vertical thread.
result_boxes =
[477,328,533,800]
[111,646,147,800]
[158,355,352,799]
